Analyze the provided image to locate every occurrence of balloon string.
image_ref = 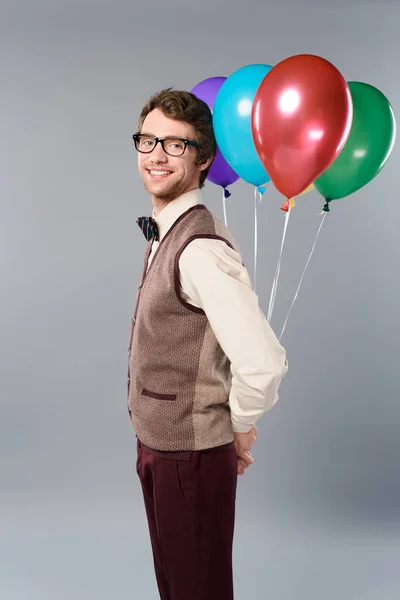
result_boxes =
[254,186,258,293]
[279,212,327,341]
[267,206,291,322]
[253,187,263,293]
[222,188,228,227]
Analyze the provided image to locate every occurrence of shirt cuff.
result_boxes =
[230,419,256,433]
[229,390,281,433]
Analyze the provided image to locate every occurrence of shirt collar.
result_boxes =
[151,188,202,241]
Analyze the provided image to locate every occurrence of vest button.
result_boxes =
[131,317,136,324]
[138,285,143,291]
[127,376,130,384]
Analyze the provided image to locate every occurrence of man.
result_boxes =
[127,88,288,600]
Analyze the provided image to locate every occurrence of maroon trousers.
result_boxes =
[136,437,238,600]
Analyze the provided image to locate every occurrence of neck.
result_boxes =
[151,186,199,217]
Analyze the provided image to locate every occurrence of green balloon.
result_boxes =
[315,81,396,209]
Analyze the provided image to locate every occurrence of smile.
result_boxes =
[147,169,172,177]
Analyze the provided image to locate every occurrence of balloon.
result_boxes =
[281,183,315,212]
[251,54,353,199]
[190,77,240,189]
[295,183,315,199]
[213,64,272,187]
[314,81,396,209]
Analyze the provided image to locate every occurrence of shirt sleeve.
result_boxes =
[178,237,288,433]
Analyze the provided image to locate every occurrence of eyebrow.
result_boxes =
[139,132,187,139]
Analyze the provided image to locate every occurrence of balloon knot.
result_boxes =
[322,200,331,212]
[281,199,289,212]
[223,187,231,199]
[257,186,266,195]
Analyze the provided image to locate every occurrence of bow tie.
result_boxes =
[136,216,159,241]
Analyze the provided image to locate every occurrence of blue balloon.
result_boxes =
[213,64,273,187]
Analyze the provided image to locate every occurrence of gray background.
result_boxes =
[1,1,400,598]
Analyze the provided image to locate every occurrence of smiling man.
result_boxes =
[136,109,204,207]
[127,88,288,600]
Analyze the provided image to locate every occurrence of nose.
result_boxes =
[150,142,168,163]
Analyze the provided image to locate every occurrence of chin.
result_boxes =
[143,182,170,197]
[144,179,184,200]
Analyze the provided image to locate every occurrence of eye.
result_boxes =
[167,139,184,151]
[142,138,155,147]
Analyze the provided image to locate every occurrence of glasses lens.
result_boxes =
[163,138,186,156]
[135,135,156,153]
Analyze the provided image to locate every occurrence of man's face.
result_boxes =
[137,108,210,201]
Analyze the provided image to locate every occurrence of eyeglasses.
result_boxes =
[132,133,199,157]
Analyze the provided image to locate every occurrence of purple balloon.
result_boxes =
[190,77,240,189]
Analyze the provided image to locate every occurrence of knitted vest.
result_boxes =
[127,204,243,451]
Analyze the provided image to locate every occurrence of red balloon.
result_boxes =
[251,54,353,199]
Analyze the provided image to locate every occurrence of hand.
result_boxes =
[234,425,258,476]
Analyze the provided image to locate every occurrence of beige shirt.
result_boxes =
[147,188,288,433]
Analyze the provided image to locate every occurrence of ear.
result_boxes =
[196,154,214,173]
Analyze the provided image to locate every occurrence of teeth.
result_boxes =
[150,170,170,175]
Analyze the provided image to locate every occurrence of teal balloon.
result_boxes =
[213,64,272,187]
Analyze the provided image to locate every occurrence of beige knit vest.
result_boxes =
[127,204,243,451]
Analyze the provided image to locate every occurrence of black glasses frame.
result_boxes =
[132,133,199,156]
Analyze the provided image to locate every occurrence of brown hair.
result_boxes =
[137,88,216,188]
